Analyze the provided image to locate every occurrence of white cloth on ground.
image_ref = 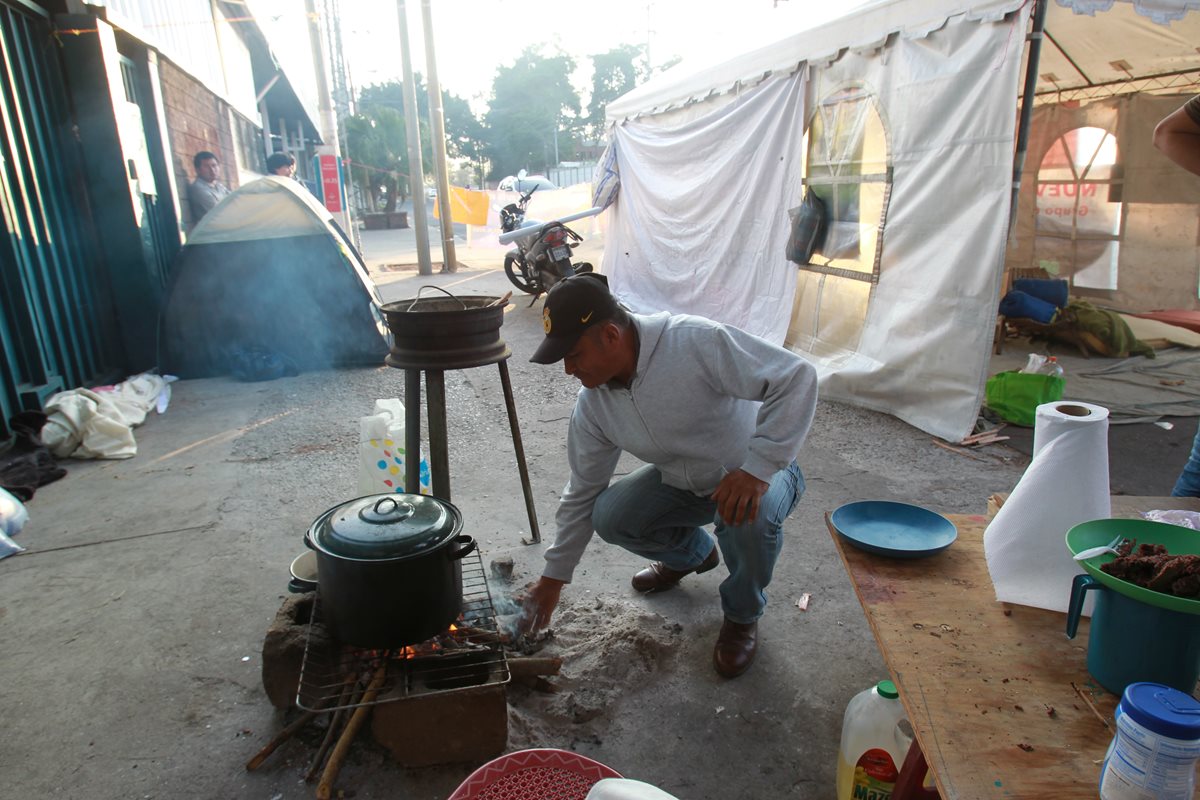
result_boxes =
[43,373,173,459]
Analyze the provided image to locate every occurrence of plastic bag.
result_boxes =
[786,190,828,265]
[358,399,431,496]
[1142,509,1200,530]
[0,487,29,560]
[984,371,1065,427]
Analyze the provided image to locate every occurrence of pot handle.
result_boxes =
[1066,574,1103,639]
[287,578,314,594]
[449,534,477,560]
[407,284,468,312]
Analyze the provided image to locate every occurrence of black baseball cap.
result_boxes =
[529,274,621,364]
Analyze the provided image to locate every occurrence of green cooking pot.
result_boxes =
[1065,518,1200,616]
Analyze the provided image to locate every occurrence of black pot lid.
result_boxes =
[311,494,460,560]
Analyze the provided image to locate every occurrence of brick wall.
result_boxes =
[157,57,237,230]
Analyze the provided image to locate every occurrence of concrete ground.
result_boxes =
[1,217,1188,799]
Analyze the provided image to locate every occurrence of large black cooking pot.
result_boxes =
[304,493,475,649]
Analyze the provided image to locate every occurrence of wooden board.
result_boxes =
[827,496,1200,799]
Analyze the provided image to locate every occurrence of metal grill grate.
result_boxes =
[296,548,509,712]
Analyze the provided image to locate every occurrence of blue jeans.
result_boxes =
[591,461,805,624]
[1173,422,1200,498]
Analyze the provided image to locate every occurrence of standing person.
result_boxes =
[266,151,297,178]
[519,274,818,678]
[1154,95,1200,497]
[187,151,229,224]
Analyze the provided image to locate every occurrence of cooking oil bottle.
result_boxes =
[836,680,912,800]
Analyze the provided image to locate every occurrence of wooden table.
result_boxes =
[828,496,1200,799]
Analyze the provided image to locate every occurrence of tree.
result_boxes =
[342,105,408,212]
[483,46,581,179]
[586,44,646,142]
[344,81,486,208]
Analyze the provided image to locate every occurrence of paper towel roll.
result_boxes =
[984,401,1111,613]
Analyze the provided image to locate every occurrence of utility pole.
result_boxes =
[420,0,456,273]
[305,0,353,237]
[396,0,432,276]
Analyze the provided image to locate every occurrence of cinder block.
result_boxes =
[370,685,508,768]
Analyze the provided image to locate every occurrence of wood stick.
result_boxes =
[1070,682,1111,730]
[932,439,988,462]
[507,656,563,678]
[316,663,388,800]
[245,708,320,771]
[960,425,1006,444]
[305,675,358,782]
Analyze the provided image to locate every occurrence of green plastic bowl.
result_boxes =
[1065,518,1200,616]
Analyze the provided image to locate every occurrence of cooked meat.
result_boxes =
[1100,546,1200,600]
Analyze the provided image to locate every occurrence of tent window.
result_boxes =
[1033,126,1123,292]
[788,86,890,359]
[802,87,891,282]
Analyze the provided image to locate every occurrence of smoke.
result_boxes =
[163,235,388,377]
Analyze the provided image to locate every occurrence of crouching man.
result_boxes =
[519,274,818,678]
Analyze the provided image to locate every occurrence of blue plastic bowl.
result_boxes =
[831,501,958,558]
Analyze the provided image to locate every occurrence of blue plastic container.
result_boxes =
[1099,683,1200,799]
[1013,277,1069,308]
[998,290,1058,323]
[1067,574,1200,695]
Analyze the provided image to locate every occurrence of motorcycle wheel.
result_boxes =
[503,252,540,295]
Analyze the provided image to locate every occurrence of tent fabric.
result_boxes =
[602,4,1031,441]
[190,176,334,243]
[602,74,807,341]
[161,177,388,378]
[1057,0,1200,25]
[606,0,1026,123]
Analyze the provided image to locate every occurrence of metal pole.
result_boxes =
[497,360,541,545]
[419,0,457,273]
[425,370,450,501]
[404,370,421,494]
[1009,0,1048,240]
[396,0,433,275]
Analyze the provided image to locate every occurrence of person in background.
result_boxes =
[519,274,818,678]
[1153,96,1200,497]
[187,151,229,224]
[266,151,297,178]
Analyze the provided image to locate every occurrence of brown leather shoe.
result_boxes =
[630,545,719,593]
[713,618,758,678]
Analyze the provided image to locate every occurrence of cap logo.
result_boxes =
[542,307,552,334]
[581,311,594,324]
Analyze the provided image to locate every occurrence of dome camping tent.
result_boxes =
[161,176,389,378]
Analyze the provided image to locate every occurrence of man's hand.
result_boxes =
[711,468,769,526]
[517,576,565,635]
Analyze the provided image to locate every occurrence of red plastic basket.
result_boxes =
[447,748,623,800]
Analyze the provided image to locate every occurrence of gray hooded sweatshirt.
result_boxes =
[543,311,819,582]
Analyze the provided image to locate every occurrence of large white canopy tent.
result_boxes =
[600,0,1200,440]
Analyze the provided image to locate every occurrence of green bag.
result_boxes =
[984,371,1065,427]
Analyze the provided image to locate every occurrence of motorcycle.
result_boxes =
[498,186,602,297]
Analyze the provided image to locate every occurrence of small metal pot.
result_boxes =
[288,550,318,593]
[304,493,475,649]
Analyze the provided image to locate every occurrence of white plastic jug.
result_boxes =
[836,680,912,800]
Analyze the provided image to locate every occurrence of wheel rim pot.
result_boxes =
[304,493,475,649]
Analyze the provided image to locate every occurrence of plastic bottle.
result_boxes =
[1099,682,1200,800]
[1020,353,1047,374]
[836,680,912,800]
[1041,356,1064,379]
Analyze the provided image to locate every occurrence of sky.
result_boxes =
[333,0,872,115]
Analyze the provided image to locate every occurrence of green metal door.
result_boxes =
[0,2,121,441]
